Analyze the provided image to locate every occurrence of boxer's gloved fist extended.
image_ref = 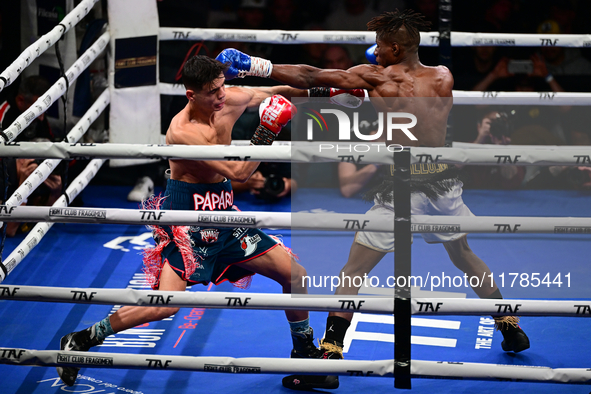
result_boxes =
[251,95,296,145]
[308,87,366,108]
[215,48,273,80]
[365,44,378,65]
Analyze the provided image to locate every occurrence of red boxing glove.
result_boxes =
[251,95,296,145]
[308,87,366,108]
[260,94,295,134]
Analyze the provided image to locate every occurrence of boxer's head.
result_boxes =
[367,10,431,65]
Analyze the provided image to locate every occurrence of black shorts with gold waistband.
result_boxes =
[364,163,461,203]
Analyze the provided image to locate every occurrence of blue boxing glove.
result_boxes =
[365,44,378,65]
[215,48,273,80]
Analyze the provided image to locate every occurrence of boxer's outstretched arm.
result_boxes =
[216,48,374,91]
[270,64,375,91]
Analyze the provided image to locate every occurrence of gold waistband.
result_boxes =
[389,163,449,176]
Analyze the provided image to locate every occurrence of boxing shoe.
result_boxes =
[215,48,272,79]
[290,329,324,359]
[494,316,530,353]
[56,327,104,386]
[282,337,342,391]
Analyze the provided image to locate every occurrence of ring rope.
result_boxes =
[0,31,110,143]
[0,0,100,93]
[1,347,589,384]
[0,89,109,281]
[0,208,589,234]
[0,286,389,313]
[2,349,395,377]
[1,142,590,166]
[450,90,591,105]
[1,89,109,210]
[159,83,591,105]
[0,159,105,282]
[0,286,589,317]
[158,28,591,49]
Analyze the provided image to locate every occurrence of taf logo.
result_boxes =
[305,109,418,141]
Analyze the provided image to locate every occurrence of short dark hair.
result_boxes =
[367,10,431,53]
[18,75,50,100]
[182,55,229,91]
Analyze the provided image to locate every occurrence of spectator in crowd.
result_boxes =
[536,20,591,77]
[470,56,516,92]
[523,107,591,190]
[411,0,438,30]
[461,110,525,190]
[322,45,355,70]
[266,0,306,64]
[0,76,60,142]
[215,0,272,62]
[0,76,63,236]
[454,46,504,91]
[266,0,300,29]
[238,0,267,29]
[338,159,381,198]
[324,0,376,63]
[300,23,329,68]
[480,0,521,33]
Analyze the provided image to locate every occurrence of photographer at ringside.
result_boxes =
[461,109,525,189]
[230,106,296,202]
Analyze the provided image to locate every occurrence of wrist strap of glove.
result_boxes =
[251,125,277,145]
[239,57,273,78]
[308,87,330,97]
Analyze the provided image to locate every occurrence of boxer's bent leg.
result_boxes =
[330,242,386,321]
[239,245,308,323]
[110,263,187,332]
[57,258,187,386]
[443,235,499,298]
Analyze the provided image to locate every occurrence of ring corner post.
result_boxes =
[394,147,411,389]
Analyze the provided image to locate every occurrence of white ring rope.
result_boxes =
[0,286,390,313]
[0,89,109,279]
[0,0,100,93]
[450,90,591,106]
[1,142,590,166]
[159,28,591,49]
[159,82,591,105]
[0,31,110,143]
[0,207,589,235]
[1,349,394,377]
[412,360,591,384]
[1,347,589,384]
[0,159,105,283]
[2,89,109,209]
[0,285,590,317]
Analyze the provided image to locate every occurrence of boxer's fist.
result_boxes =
[252,95,295,145]
[309,87,366,108]
[260,95,295,134]
[215,48,273,79]
[365,44,378,65]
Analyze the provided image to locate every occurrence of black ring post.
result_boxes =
[394,147,411,389]
[439,0,454,146]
